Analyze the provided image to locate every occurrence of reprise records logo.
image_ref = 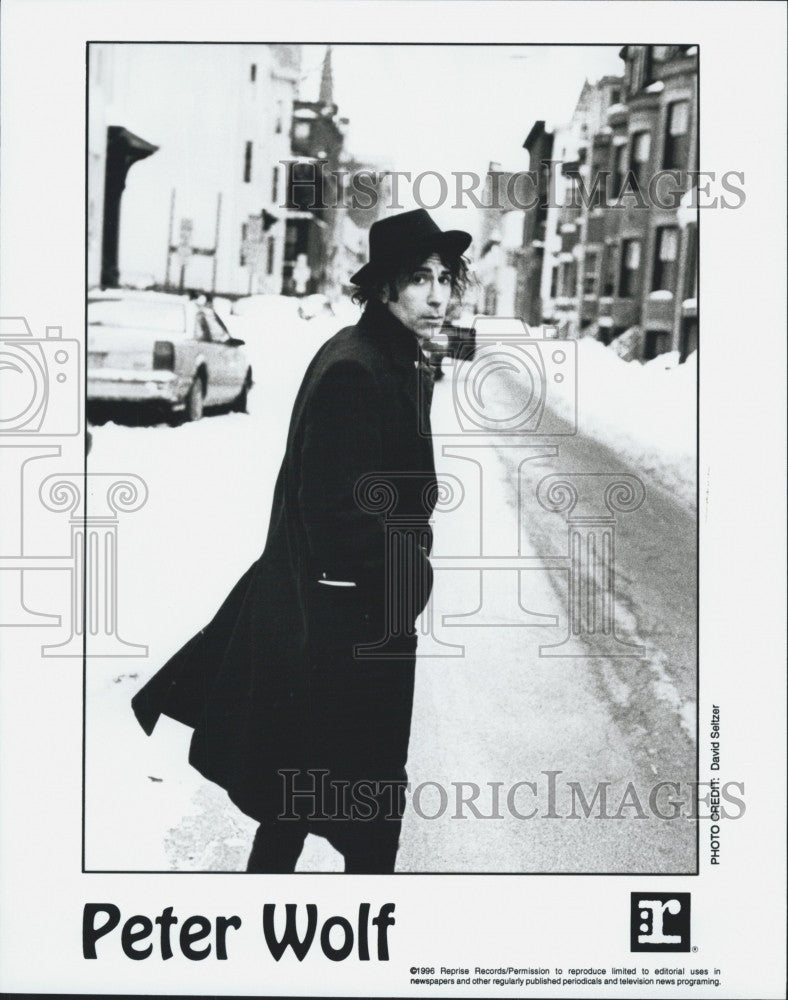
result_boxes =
[630,893,691,952]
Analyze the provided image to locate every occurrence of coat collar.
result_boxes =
[356,299,425,372]
[355,300,435,431]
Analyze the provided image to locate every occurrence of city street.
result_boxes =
[401,371,696,873]
[85,310,696,874]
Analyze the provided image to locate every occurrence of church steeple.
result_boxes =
[319,45,334,106]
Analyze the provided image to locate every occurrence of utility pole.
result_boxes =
[211,192,222,293]
[165,188,175,289]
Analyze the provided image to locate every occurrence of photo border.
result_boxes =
[82,38,701,878]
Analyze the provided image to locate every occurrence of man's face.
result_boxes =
[384,253,452,342]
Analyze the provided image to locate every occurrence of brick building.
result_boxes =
[516,120,554,326]
[528,46,698,361]
[537,76,620,334]
[283,46,389,298]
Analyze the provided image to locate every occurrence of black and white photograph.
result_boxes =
[0,2,785,998]
[84,41,700,875]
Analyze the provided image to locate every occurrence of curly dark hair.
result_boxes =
[351,248,471,307]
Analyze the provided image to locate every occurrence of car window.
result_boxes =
[195,314,212,342]
[200,309,231,344]
[88,298,186,333]
[211,309,231,337]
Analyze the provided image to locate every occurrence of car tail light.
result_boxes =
[153,341,175,371]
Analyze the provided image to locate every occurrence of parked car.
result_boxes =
[87,290,252,421]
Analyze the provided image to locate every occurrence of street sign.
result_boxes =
[245,215,262,244]
[177,218,193,259]
[242,213,266,273]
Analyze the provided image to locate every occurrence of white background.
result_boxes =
[0,1,786,997]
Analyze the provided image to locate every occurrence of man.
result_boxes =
[132,209,471,873]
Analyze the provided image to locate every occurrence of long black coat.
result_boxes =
[132,300,437,825]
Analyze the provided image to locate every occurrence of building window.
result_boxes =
[550,266,559,299]
[663,100,690,170]
[293,121,310,141]
[644,329,671,360]
[589,150,608,208]
[629,47,652,93]
[583,250,599,295]
[601,244,616,297]
[683,225,698,300]
[275,100,283,134]
[560,260,577,298]
[243,141,253,183]
[619,239,641,298]
[284,222,298,260]
[266,236,275,275]
[271,166,279,204]
[239,223,248,266]
[564,175,583,211]
[680,318,698,362]
[250,63,257,82]
[609,87,621,106]
[652,45,678,62]
[630,131,651,191]
[611,142,627,199]
[652,226,679,291]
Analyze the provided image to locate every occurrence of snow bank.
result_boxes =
[552,337,696,508]
[227,299,697,508]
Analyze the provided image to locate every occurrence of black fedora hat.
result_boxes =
[350,208,472,286]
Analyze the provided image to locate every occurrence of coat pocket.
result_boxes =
[306,578,379,642]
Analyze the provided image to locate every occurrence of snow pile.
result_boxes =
[226,297,361,376]
[552,337,696,508]
[225,298,697,507]
[229,293,302,323]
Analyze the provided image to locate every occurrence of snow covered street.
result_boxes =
[85,301,697,874]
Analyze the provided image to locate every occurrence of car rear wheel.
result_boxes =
[231,368,252,413]
[183,376,204,422]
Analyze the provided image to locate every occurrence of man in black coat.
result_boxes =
[132,209,471,872]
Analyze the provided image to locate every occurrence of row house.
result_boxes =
[516,121,554,326]
[538,77,616,333]
[474,162,529,317]
[231,44,302,297]
[284,48,390,299]
[283,47,345,296]
[533,46,698,361]
[475,125,554,325]
[285,95,346,296]
[328,154,393,296]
